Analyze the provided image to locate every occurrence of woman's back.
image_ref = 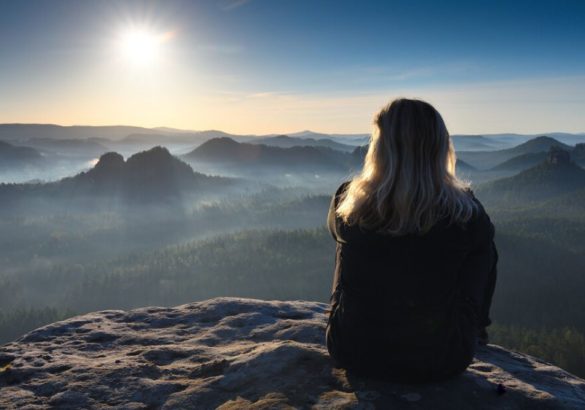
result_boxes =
[325,99,498,382]
[326,180,497,382]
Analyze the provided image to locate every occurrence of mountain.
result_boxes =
[573,143,585,165]
[539,132,585,146]
[459,133,585,148]
[288,130,369,144]
[0,147,233,204]
[476,148,585,202]
[118,133,206,149]
[456,159,477,173]
[458,136,574,170]
[120,130,243,146]
[248,135,355,152]
[489,141,585,173]
[0,124,165,142]
[352,145,368,160]
[450,135,505,152]
[506,136,573,155]
[0,140,44,169]
[1,297,584,409]
[62,146,231,200]
[184,137,357,171]
[20,138,110,157]
[490,152,548,172]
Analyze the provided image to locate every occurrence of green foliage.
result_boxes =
[0,226,335,311]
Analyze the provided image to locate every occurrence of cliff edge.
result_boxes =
[1,297,584,409]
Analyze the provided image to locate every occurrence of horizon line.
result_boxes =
[0,122,584,138]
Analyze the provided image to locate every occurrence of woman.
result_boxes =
[325,98,498,383]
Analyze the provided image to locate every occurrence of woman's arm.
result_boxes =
[458,210,498,329]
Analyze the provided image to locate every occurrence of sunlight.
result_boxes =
[117,27,172,66]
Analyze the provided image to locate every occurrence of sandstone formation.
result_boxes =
[1,297,584,409]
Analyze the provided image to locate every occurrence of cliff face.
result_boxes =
[1,297,584,409]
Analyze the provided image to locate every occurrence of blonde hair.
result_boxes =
[336,98,477,235]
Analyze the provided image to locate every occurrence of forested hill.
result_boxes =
[476,149,585,202]
[184,137,358,171]
[0,146,234,204]
[458,136,577,170]
[248,134,356,152]
[0,140,44,169]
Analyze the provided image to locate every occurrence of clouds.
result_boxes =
[186,74,585,134]
[1,65,583,135]
[218,0,252,11]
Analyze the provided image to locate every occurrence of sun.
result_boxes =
[118,27,172,66]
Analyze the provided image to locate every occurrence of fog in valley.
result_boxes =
[1,124,585,376]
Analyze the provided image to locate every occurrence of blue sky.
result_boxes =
[0,0,584,134]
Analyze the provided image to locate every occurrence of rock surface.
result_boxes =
[1,297,584,409]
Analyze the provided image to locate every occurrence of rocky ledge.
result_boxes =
[1,297,584,409]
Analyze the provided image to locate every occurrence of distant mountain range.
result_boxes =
[3,123,581,149]
[69,147,236,200]
[450,135,505,152]
[456,159,477,173]
[184,137,359,172]
[0,147,234,204]
[2,124,585,183]
[119,132,230,147]
[0,124,163,141]
[247,135,355,152]
[0,140,44,169]
[458,136,576,170]
[21,138,110,157]
[476,149,585,202]
[457,132,585,148]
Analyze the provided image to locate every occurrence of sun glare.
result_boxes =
[118,28,172,66]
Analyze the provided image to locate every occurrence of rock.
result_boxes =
[1,297,584,409]
[547,147,572,165]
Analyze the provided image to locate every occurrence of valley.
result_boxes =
[1,126,585,376]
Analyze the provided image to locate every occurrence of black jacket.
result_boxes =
[325,181,498,382]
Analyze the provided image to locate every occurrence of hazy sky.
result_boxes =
[1,0,584,134]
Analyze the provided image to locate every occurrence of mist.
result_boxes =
[1,126,585,375]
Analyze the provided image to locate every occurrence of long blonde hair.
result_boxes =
[336,98,477,235]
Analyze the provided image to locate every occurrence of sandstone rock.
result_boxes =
[1,297,584,409]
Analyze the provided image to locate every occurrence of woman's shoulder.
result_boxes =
[461,188,495,242]
[328,181,347,243]
[331,181,351,208]
[459,187,485,216]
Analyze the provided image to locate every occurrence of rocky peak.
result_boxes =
[126,146,173,165]
[1,297,584,409]
[94,152,125,172]
[547,147,571,165]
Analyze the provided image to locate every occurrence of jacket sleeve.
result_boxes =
[458,201,498,328]
[327,182,350,305]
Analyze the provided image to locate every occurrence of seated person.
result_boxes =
[325,98,498,383]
